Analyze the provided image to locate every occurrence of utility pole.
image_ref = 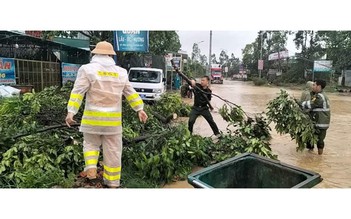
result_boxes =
[259,31,263,79]
[208,30,212,76]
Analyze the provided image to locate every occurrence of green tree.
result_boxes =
[219,50,229,65]
[200,54,208,66]
[294,31,323,60]
[317,31,351,73]
[291,31,324,80]
[294,31,309,54]
[78,31,113,44]
[262,31,289,73]
[42,31,112,44]
[228,53,240,76]
[148,31,181,55]
[242,43,255,65]
[241,40,259,75]
[211,54,218,64]
[191,43,201,62]
[189,43,207,77]
[264,31,288,54]
[42,31,78,40]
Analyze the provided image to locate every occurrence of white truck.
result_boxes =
[128,67,166,101]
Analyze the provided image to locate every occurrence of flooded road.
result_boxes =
[164,80,351,188]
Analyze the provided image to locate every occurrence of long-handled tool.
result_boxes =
[170,59,253,119]
[171,59,214,110]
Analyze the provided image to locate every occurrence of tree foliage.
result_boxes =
[200,54,208,66]
[211,54,218,64]
[191,43,201,62]
[42,31,79,40]
[219,50,229,65]
[217,104,275,160]
[266,90,318,151]
[242,39,259,75]
[228,53,240,75]
[148,31,181,55]
[0,84,282,188]
[317,31,351,72]
[242,31,290,77]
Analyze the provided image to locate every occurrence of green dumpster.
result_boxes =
[187,153,322,188]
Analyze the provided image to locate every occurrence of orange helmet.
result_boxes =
[91,41,116,55]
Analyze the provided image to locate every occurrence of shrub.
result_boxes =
[252,77,267,86]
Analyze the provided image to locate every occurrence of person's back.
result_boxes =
[65,41,147,188]
[84,55,128,107]
[300,81,314,102]
[72,54,140,135]
[310,90,331,130]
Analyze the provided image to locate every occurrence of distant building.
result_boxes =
[0,31,90,63]
[0,31,91,91]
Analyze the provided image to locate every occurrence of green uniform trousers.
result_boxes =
[188,106,220,135]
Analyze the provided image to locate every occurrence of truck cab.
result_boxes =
[128,67,166,101]
[210,64,223,84]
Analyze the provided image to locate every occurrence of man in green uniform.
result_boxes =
[301,79,331,155]
[188,76,220,138]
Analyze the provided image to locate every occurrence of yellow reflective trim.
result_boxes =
[70,93,83,101]
[126,93,139,101]
[130,100,143,108]
[84,151,100,157]
[104,165,121,173]
[85,159,98,165]
[97,71,119,78]
[81,119,122,127]
[84,111,122,118]
[68,101,80,109]
[103,172,121,181]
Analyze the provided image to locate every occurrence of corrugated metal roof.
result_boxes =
[0,31,90,52]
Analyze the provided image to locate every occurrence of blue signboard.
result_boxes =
[62,62,81,84]
[0,57,16,85]
[113,31,149,52]
[313,60,333,73]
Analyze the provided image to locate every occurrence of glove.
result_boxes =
[300,102,307,110]
[299,104,304,110]
[293,98,303,109]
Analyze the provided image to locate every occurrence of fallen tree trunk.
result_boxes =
[150,111,177,124]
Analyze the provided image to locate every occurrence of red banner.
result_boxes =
[25,31,43,38]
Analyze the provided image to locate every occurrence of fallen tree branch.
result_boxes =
[150,111,177,124]
[13,124,80,140]
[11,123,168,146]
[123,132,168,145]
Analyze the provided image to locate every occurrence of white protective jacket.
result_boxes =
[67,55,144,135]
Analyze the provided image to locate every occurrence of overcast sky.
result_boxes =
[177,31,299,61]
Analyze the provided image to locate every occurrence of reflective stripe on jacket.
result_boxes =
[302,91,331,129]
[67,55,143,135]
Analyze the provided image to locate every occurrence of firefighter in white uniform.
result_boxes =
[65,41,148,188]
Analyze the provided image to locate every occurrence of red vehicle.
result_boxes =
[210,64,223,84]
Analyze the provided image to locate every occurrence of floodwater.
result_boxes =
[164,80,351,188]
